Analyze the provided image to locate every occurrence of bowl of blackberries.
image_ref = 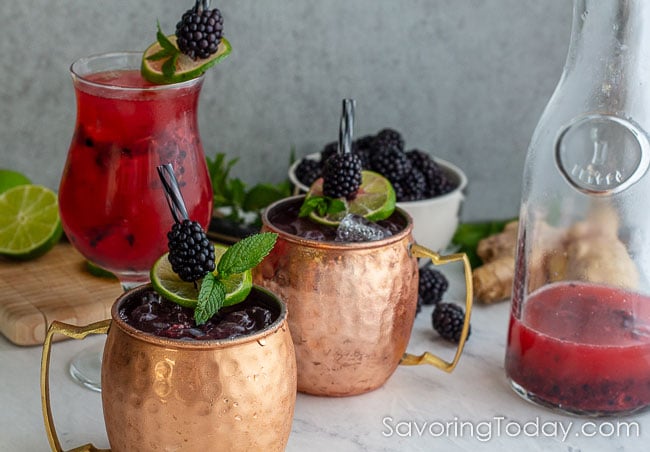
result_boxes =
[289,128,467,252]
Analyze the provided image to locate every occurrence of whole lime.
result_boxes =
[0,169,31,195]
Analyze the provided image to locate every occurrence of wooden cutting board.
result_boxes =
[0,242,123,346]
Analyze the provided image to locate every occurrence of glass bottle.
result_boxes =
[505,0,650,416]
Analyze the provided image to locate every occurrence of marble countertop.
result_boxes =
[1,264,648,452]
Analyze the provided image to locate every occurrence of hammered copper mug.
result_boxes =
[40,284,297,452]
[253,196,473,397]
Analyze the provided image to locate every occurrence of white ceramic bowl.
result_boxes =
[288,153,467,252]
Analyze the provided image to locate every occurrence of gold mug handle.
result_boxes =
[401,243,473,372]
[40,320,112,452]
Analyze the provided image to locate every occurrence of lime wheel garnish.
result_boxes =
[141,34,231,84]
[306,170,396,226]
[151,244,252,309]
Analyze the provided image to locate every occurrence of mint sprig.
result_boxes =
[299,196,346,218]
[146,22,181,78]
[194,232,278,325]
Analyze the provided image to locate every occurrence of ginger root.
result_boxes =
[473,221,518,304]
[553,207,639,289]
[471,205,639,304]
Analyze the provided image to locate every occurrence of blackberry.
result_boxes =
[320,141,339,164]
[432,302,470,343]
[175,2,224,60]
[322,153,362,199]
[406,149,456,197]
[418,265,449,305]
[429,170,456,197]
[395,168,428,201]
[391,179,407,202]
[353,135,375,169]
[167,219,216,282]
[374,128,405,152]
[295,158,322,186]
[370,146,412,184]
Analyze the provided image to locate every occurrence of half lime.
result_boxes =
[141,35,231,84]
[307,170,397,226]
[0,184,62,260]
[151,244,252,308]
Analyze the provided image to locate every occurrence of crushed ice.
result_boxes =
[335,214,392,242]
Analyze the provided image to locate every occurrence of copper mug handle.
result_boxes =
[40,319,112,452]
[401,243,473,372]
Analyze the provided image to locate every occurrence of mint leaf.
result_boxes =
[156,22,178,54]
[195,274,226,325]
[298,196,325,217]
[243,184,288,211]
[146,49,170,61]
[217,232,278,277]
[327,199,346,214]
[162,53,178,78]
[299,196,346,217]
[149,22,180,77]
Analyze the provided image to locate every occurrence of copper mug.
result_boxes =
[253,196,473,397]
[41,285,297,452]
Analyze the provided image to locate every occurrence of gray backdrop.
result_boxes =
[0,0,573,221]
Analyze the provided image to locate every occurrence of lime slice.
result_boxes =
[307,170,396,226]
[0,185,62,260]
[141,35,231,84]
[0,169,31,195]
[150,244,252,308]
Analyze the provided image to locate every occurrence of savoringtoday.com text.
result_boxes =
[381,415,641,442]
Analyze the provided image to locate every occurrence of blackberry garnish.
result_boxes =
[167,219,216,282]
[418,265,449,305]
[322,151,363,199]
[295,158,322,186]
[322,99,362,199]
[176,0,224,60]
[157,164,215,283]
[432,302,470,343]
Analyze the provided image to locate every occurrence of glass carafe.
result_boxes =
[505,0,650,416]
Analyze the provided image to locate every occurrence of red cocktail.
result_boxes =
[59,52,212,288]
[506,282,650,415]
[58,52,213,392]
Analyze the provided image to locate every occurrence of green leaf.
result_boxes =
[156,22,178,54]
[299,196,346,217]
[146,49,170,61]
[217,232,278,276]
[206,151,293,228]
[327,199,346,214]
[228,179,247,206]
[299,196,325,217]
[243,184,288,211]
[195,274,226,325]
[162,53,178,78]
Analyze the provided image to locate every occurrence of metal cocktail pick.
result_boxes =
[157,163,189,224]
[338,98,355,156]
